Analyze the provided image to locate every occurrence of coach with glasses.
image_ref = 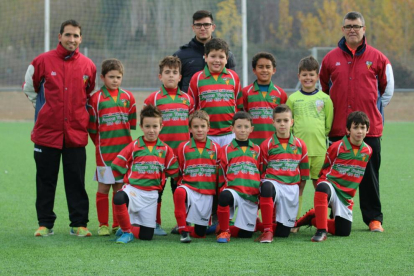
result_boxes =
[174,10,236,93]
[320,11,394,233]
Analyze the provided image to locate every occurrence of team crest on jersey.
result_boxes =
[315,99,324,113]
[207,150,215,160]
[361,153,368,162]
[366,61,373,70]
[290,145,297,154]
[156,148,165,157]
[223,77,230,85]
[182,98,187,105]
[83,75,89,84]
[250,149,258,159]
[120,99,128,107]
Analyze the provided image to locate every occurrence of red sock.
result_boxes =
[96,192,109,226]
[217,205,230,232]
[114,203,131,232]
[188,226,205,238]
[112,192,119,228]
[229,226,239,237]
[314,191,328,230]
[272,223,277,233]
[260,197,274,232]
[255,221,264,232]
[327,219,336,235]
[173,188,189,233]
[131,225,140,239]
[156,202,162,225]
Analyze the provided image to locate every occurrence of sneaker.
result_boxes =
[154,223,167,236]
[70,227,92,237]
[116,232,134,244]
[369,220,384,232]
[115,228,123,237]
[98,225,110,236]
[311,229,327,242]
[112,226,120,235]
[180,231,191,243]
[256,231,273,243]
[295,209,315,228]
[216,231,231,243]
[34,226,54,237]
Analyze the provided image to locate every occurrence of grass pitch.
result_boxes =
[0,122,413,275]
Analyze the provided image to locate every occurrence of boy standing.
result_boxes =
[242,52,287,146]
[216,111,262,243]
[87,59,136,236]
[286,56,333,225]
[295,111,372,242]
[188,38,242,147]
[144,56,194,235]
[111,105,179,244]
[258,105,310,243]
[174,110,222,243]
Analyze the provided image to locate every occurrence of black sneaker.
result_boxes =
[311,229,327,242]
[180,231,191,243]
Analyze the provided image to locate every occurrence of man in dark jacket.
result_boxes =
[174,10,236,93]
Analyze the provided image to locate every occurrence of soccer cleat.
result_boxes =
[112,226,120,235]
[216,231,231,243]
[115,228,123,237]
[369,220,384,232]
[257,231,273,243]
[70,227,92,237]
[98,225,111,236]
[180,231,191,243]
[311,229,327,242]
[295,209,316,228]
[170,225,179,235]
[34,226,54,237]
[154,223,167,236]
[116,232,134,244]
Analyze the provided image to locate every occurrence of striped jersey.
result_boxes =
[111,136,179,191]
[87,86,136,166]
[144,85,194,152]
[261,134,310,185]
[318,136,372,207]
[242,81,287,145]
[220,139,262,204]
[188,66,242,136]
[176,138,222,195]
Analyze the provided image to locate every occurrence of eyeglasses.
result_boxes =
[343,25,364,31]
[193,23,213,29]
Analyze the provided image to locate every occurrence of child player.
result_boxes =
[216,111,262,243]
[110,105,179,244]
[144,56,194,236]
[242,52,287,146]
[295,111,372,242]
[173,110,222,243]
[257,105,309,243]
[87,59,136,236]
[286,56,333,230]
[188,38,242,147]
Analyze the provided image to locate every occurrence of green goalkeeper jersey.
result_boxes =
[286,89,333,156]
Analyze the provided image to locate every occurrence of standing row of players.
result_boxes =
[86,37,371,244]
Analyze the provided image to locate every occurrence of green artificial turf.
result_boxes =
[0,122,413,275]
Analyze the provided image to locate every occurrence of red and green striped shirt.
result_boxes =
[242,81,287,145]
[220,139,262,204]
[318,136,372,207]
[176,138,222,195]
[111,136,179,191]
[87,86,136,166]
[144,85,194,153]
[261,134,310,185]
[188,66,242,136]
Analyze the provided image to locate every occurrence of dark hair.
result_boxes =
[346,111,370,130]
[189,110,210,127]
[343,11,365,26]
[273,104,292,118]
[298,56,319,74]
[252,52,276,69]
[193,10,213,23]
[140,105,163,126]
[232,111,253,126]
[204,38,229,57]
[101,59,124,76]
[159,56,182,74]
[60,19,82,35]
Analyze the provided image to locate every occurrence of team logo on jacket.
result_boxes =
[83,75,89,83]
[366,61,373,70]
[207,150,215,160]
[223,77,230,85]
[290,145,298,154]
[121,99,128,107]
[361,153,368,162]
